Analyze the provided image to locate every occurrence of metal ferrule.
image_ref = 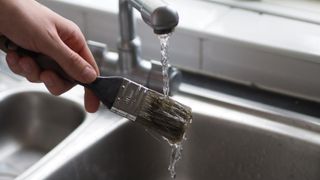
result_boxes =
[110,79,148,121]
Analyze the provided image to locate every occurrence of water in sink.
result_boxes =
[0,91,85,179]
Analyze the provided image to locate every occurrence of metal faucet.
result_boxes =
[88,0,181,94]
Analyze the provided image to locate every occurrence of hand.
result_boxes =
[0,0,100,112]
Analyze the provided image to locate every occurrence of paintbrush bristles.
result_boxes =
[136,91,192,144]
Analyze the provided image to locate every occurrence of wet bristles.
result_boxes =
[136,90,192,144]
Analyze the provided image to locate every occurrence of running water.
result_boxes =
[158,33,171,97]
[168,140,184,179]
[158,33,187,179]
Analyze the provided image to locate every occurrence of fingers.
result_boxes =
[19,56,41,82]
[6,51,41,82]
[6,51,74,95]
[46,40,97,83]
[60,23,99,75]
[84,88,100,113]
[55,19,98,71]
[6,51,23,75]
[44,21,101,112]
[40,70,74,96]
[78,43,99,75]
[41,22,98,84]
[56,22,100,113]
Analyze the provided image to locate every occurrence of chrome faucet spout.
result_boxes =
[89,0,181,95]
[129,0,179,34]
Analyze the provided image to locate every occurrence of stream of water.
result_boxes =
[158,33,171,98]
[158,33,186,179]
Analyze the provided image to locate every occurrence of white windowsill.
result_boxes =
[206,0,320,25]
[38,0,320,103]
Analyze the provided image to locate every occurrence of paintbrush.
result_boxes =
[0,36,192,143]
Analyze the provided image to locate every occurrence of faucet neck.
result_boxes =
[119,0,136,43]
[117,0,179,86]
[118,0,141,74]
[90,0,181,93]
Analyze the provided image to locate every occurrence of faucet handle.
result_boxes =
[147,60,181,95]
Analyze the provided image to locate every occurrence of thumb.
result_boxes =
[42,32,97,83]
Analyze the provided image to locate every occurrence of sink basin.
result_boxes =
[0,90,85,179]
[27,89,320,180]
[18,84,320,180]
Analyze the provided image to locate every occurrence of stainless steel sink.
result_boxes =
[2,48,319,179]
[19,84,320,180]
[0,88,86,179]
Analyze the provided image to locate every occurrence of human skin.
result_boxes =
[0,0,100,112]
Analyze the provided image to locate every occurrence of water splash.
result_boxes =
[168,141,183,179]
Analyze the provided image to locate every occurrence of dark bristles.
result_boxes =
[136,91,192,144]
